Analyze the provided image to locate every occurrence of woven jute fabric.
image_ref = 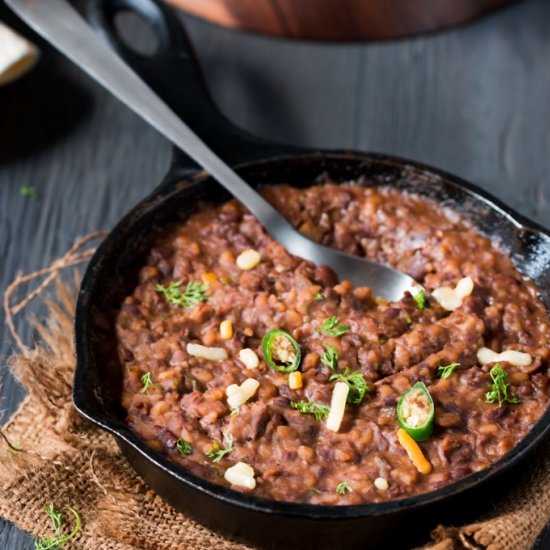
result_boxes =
[1,281,550,549]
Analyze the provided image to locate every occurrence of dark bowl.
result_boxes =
[73,0,550,548]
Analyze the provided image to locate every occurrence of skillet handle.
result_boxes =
[86,0,292,169]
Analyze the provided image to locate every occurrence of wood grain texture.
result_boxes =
[1,0,550,546]
[168,0,519,41]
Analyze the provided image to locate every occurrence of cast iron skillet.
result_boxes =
[73,0,550,547]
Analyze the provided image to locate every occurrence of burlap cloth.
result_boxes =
[2,237,550,550]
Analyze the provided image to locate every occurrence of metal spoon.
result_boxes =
[7,0,419,300]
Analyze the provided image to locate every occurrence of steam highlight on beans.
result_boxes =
[117,183,550,504]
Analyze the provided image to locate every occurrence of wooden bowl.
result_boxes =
[166,0,518,41]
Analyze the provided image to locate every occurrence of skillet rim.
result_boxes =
[73,148,550,520]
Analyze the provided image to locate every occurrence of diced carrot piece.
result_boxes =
[396,428,432,475]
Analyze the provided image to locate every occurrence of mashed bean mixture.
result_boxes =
[117,183,550,504]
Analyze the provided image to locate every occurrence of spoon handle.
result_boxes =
[7,0,296,243]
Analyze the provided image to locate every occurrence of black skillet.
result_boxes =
[72,0,550,548]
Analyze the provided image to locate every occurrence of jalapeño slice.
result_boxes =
[262,329,301,373]
[396,382,435,442]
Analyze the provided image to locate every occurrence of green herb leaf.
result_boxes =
[317,316,350,337]
[336,481,352,495]
[437,362,460,379]
[177,437,192,455]
[321,343,339,371]
[48,503,63,534]
[184,374,198,392]
[5,438,21,456]
[155,280,209,308]
[20,185,38,200]
[329,368,370,404]
[205,433,234,463]
[230,406,240,416]
[314,292,324,301]
[140,372,155,394]
[35,504,81,550]
[291,401,330,421]
[413,289,426,310]
[485,364,520,407]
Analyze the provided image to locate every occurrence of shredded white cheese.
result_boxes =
[226,378,260,408]
[224,462,256,489]
[186,343,228,361]
[432,276,474,311]
[239,348,259,369]
[326,382,349,432]
[236,249,261,270]
[374,477,389,491]
[226,384,240,397]
[477,347,532,368]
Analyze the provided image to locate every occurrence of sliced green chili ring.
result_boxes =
[262,329,301,373]
[396,381,435,442]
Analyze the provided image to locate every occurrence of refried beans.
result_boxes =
[116,183,550,504]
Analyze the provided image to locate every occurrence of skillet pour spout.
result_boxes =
[7,0,549,548]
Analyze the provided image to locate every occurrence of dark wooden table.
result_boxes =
[1,0,550,547]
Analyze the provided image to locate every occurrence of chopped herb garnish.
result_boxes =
[20,184,38,200]
[291,401,330,421]
[35,504,81,550]
[413,289,426,310]
[5,439,21,456]
[336,481,353,495]
[206,434,234,463]
[314,292,324,301]
[184,374,198,392]
[140,372,155,394]
[176,437,192,455]
[404,313,413,324]
[485,364,520,407]
[317,316,350,337]
[330,368,370,404]
[309,488,322,497]
[321,343,339,371]
[155,280,209,308]
[437,362,460,379]
[230,406,240,416]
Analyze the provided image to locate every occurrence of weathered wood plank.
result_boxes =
[1,0,549,546]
